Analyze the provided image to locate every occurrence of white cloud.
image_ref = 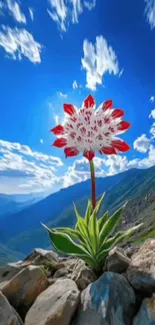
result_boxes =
[0,139,64,193]
[145,0,155,29]
[118,68,124,78]
[29,7,34,21]
[47,0,96,32]
[71,0,83,24]
[0,26,42,63]
[150,95,155,102]
[6,0,26,23]
[84,0,96,10]
[0,1,4,15]
[0,140,63,166]
[149,108,155,119]
[72,80,82,89]
[81,35,119,91]
[133,134,150,153]
[150,122,155,138]
[73,80,78,89]
[53,114,59,125]
[40,139,44,144]
[57,91,68,98]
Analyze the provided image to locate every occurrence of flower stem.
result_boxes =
[89,159,96,210]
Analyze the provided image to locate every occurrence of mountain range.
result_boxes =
[1,165,155,265]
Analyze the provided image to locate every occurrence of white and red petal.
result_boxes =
[64,104,76,116]
[64,147,79,158]
[83,150,95,161]
[111,109,124,119]
[100,146,117,155]
[84,95,95,109]
[111,139,130,152]
[102,100,113,111]
[52,138,67,148]
[51,125,64,135]
[118,121,131,131]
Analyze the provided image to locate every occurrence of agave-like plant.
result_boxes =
[42,95,143,270]
[42,195,142,270]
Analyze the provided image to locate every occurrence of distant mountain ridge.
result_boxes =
[1,165,155,258]
[0,168,136,241]
[0,192,45,219]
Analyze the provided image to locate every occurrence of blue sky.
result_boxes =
[0,0,155,194]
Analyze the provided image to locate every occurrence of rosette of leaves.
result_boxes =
[42,194,142,270]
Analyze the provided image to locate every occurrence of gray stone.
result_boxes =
[105,247,131,273]
[53,268,69,278]
[71,259,96,291]
[133,294,155,325]
[126,239,155,294]
[2,265,48,319]
[0,262,26,291]
[0,292,23,325]
[24,248,58,264]
[25,278,80,325]
[72,272,136,325]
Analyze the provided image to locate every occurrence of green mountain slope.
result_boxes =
[6,166,155,256]
[0,244,25,266]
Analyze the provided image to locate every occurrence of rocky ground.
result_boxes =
[1,239,155,324]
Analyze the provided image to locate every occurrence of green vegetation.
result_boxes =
[43,195,142,270]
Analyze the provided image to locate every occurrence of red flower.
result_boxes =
[51,95,131,161]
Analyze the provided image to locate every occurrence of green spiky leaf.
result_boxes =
[85,200,93,225]
[98,211,109,232]
[99,203,126,246]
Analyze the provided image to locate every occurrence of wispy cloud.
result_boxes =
[57,91,68,98]
[118,68,124,78]
[84,0,96,10]
[6,0,26,23]
[53,114,59,125]
[40,139,44,144]
[0,140,64,193]
[81,35,119,91]
[149,108,155,118]
[47,0,96,32]
[29,7,34,21]
[145,0,155,29]
[0,26,42,63]
[72,80,82,89]
[150,95,155,102]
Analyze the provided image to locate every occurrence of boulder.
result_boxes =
[133,294,155,325]
[71,259,97,291]
[0,262,26,290]
[126,239,155,294]
[24,248,58,264]
[53,268,70,278]
[0,292,23,325]
[105,247,131,273]
[25,278,80,325]
[72,272,136,325]
[2,265,48,319]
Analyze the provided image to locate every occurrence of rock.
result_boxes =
[126,239,155,294]
[2,265,48,319]
[25,278,80,325]
[53,268,70,278]
[105,247,131,273]
[71,259,97,291]
[125,245,140,258]
[0,292,23,325]
[133,294,155,325]
[0,262,26,290]
[72,272,136,325]
[24,248,58,264]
